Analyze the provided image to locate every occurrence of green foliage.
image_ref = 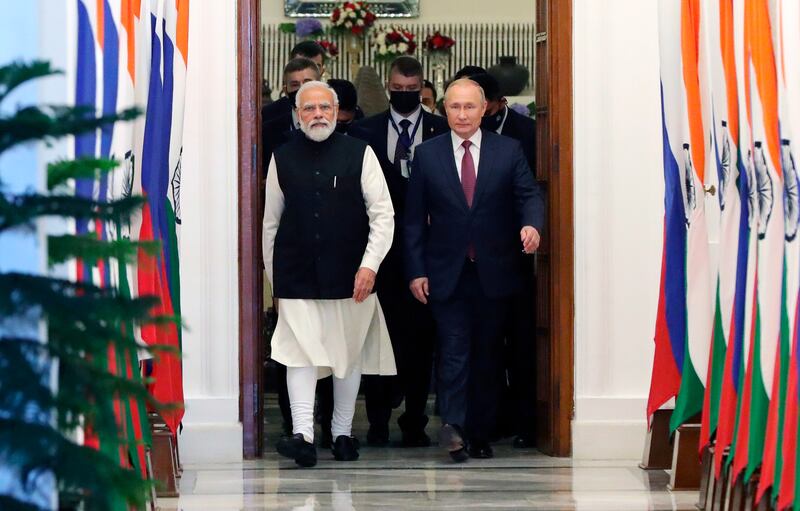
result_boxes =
[0,60,168,510]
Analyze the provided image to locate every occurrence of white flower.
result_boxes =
[345,20,352,28]
[357,19,364,26]
[398,42,408,52]
[390,43,397,52]
[360,9,366,16]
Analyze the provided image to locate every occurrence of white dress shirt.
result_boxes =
[387,106,424,177]
[451,129,482,180]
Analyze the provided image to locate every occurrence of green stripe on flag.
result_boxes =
[671,345,705,432]
[745,321,769,482]
[771,263,791,501]
[709,280,727,434]
[164,198,182,349]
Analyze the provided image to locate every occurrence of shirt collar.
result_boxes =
[451,129,483,153]
[390,105,422,127]
[291,109,300,129]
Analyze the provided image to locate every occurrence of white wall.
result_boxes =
[572,0,663,460]
[178,0,243,463]
[263,0,535,24]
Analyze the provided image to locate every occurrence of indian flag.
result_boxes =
[659,0,714,434]
[730,0,785,485]
[699,0,744,455]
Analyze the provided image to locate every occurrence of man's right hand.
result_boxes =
[409,277,430,304]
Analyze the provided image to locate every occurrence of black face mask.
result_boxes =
[389,90,421,115]
[335,121,352,134]
[481,107,505,132]
[286,89,299,105]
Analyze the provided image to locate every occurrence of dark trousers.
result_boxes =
[499,278,538,439]
[364,281,436,436]
[430,261,509,443]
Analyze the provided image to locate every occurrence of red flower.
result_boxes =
[352,25,364,35]
[364,12,376,24]
[332,8,340,22]
[432,35,444,48]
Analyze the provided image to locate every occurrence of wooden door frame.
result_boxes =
[542,0,574,457]
[238,0,263,459]
[236,0,573,458]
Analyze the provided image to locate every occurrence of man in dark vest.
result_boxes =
[349,56,449,447]
[263,81,396,467]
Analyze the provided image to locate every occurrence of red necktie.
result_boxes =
[461,140,477,259]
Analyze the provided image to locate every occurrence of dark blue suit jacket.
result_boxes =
[349,109,449,290]
[404,130,545,301]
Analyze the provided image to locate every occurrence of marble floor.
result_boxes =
[159,398,700,511]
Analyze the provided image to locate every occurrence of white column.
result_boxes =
[178,0,242,463]
[572,0,664,460]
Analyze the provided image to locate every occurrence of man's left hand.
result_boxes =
[520,226,540,254]
[353,267,377,303]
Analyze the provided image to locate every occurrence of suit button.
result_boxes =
[315,191,321,196]
[315,171,320,176]
[315,234,320,240]
[314,212,319,218]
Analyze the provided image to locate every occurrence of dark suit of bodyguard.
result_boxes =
[348,56,450,447]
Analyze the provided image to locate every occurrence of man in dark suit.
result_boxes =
[262,41,326,124]
[262,58,321,171]
[461,72,540,448]
[405,78,544,462]
[349,56,449,447]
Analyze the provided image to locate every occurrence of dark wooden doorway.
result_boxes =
[237,0,574,459]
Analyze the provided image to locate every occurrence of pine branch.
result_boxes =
[47,157,119,190]
[0,60,60,105]
[48,234,160,267]
[0,105,139,156]
[0,419,150,511]
[0,193,145,233]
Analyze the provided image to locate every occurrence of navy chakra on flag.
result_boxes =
[682,143,697,226]
[746,149,758,229]
[171,147,182,225]
[122,150,135,199]
[754,141,773,240]
[782,139,799,242]
[718,121,731,211]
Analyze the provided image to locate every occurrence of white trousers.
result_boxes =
[286,366,362,443]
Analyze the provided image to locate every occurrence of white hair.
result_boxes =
[295,80,340,109]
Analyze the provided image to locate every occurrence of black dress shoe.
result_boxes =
[400,430,431,447]
[366,426,390,446]
[332,435,360,461]
[449,447,469,463]
[467,441,494,459]
[512,435,536,449]
[439,424,468,462]
[276,434,317,467]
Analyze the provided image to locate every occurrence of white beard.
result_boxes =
[300,119,336,142]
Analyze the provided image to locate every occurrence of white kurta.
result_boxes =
[262,142,397,379]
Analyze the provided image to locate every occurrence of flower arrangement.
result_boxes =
[316,39,340,61]
[279,18,325,39]
[424,31,456,54]
[330,2,377,37]
[372,25,417,63]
